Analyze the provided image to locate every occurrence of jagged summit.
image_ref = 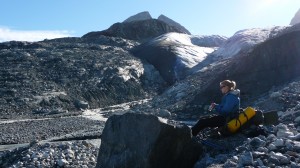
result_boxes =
[122,11,191,35]
[123,11,152,23]
[290,8,300,25]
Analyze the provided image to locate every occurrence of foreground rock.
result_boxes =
[96,113,202,168]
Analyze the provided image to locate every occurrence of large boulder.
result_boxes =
[96,113,202,168]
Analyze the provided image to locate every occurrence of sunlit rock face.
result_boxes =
[190,35,227,47]
[158,14,191,35]
[131,32,216,84]
[290,8,300,25]
[123,11,152,23]
[212,27,286,59]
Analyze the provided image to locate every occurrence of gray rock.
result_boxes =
[268,156,280,166]
[75,100,89,109]
[96,113,202,168]
[249,137,266,148]
[57,158,69,167]
[288,133,300,141]
[270,151,290,165]
[238,151,253,166]
[158,109,171,118]
[274,138,285,147]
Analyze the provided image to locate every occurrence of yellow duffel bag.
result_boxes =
[227,107,256,133]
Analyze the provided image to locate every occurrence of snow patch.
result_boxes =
[213,26,287,58]
[152,32,216,68]
[82,109,108,121]
[116,60,144,82]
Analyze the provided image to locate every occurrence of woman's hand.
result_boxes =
[208,103,216,111]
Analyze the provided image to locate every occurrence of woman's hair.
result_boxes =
[220,80,236,90]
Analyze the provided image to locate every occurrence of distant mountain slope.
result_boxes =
[131,32,216,84]
[82,19,187,42]
[189,35,227,47]
[212,26,286,59]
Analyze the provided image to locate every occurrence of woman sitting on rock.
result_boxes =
[192,80,240,136]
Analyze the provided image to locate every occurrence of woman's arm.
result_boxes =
[216,94,239,116]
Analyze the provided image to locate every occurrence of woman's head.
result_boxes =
[220,80,236,93]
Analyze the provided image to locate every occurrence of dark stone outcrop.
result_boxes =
[131,41,178,84]
[96,113,202,168]
[82,19,187,42]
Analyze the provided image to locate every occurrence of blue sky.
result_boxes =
[1,0,300,42]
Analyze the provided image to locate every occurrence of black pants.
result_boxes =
[191,114,226,136]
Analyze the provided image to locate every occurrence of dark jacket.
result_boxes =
[215,89,240,118]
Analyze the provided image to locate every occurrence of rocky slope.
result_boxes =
[0,36,165,119]
[128,29,300,122]
[131,32,217,84]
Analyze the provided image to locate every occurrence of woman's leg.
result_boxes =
[191,115,226,136]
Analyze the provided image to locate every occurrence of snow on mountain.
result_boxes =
[189,35,227,47]
[151,32,216,69]
[212,26,287,59]
[290,8,300,25]
[131,32,217,83]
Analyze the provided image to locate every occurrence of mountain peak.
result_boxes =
[290,8,300,25]
[123,11,152,23]
[158,14,191,35]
